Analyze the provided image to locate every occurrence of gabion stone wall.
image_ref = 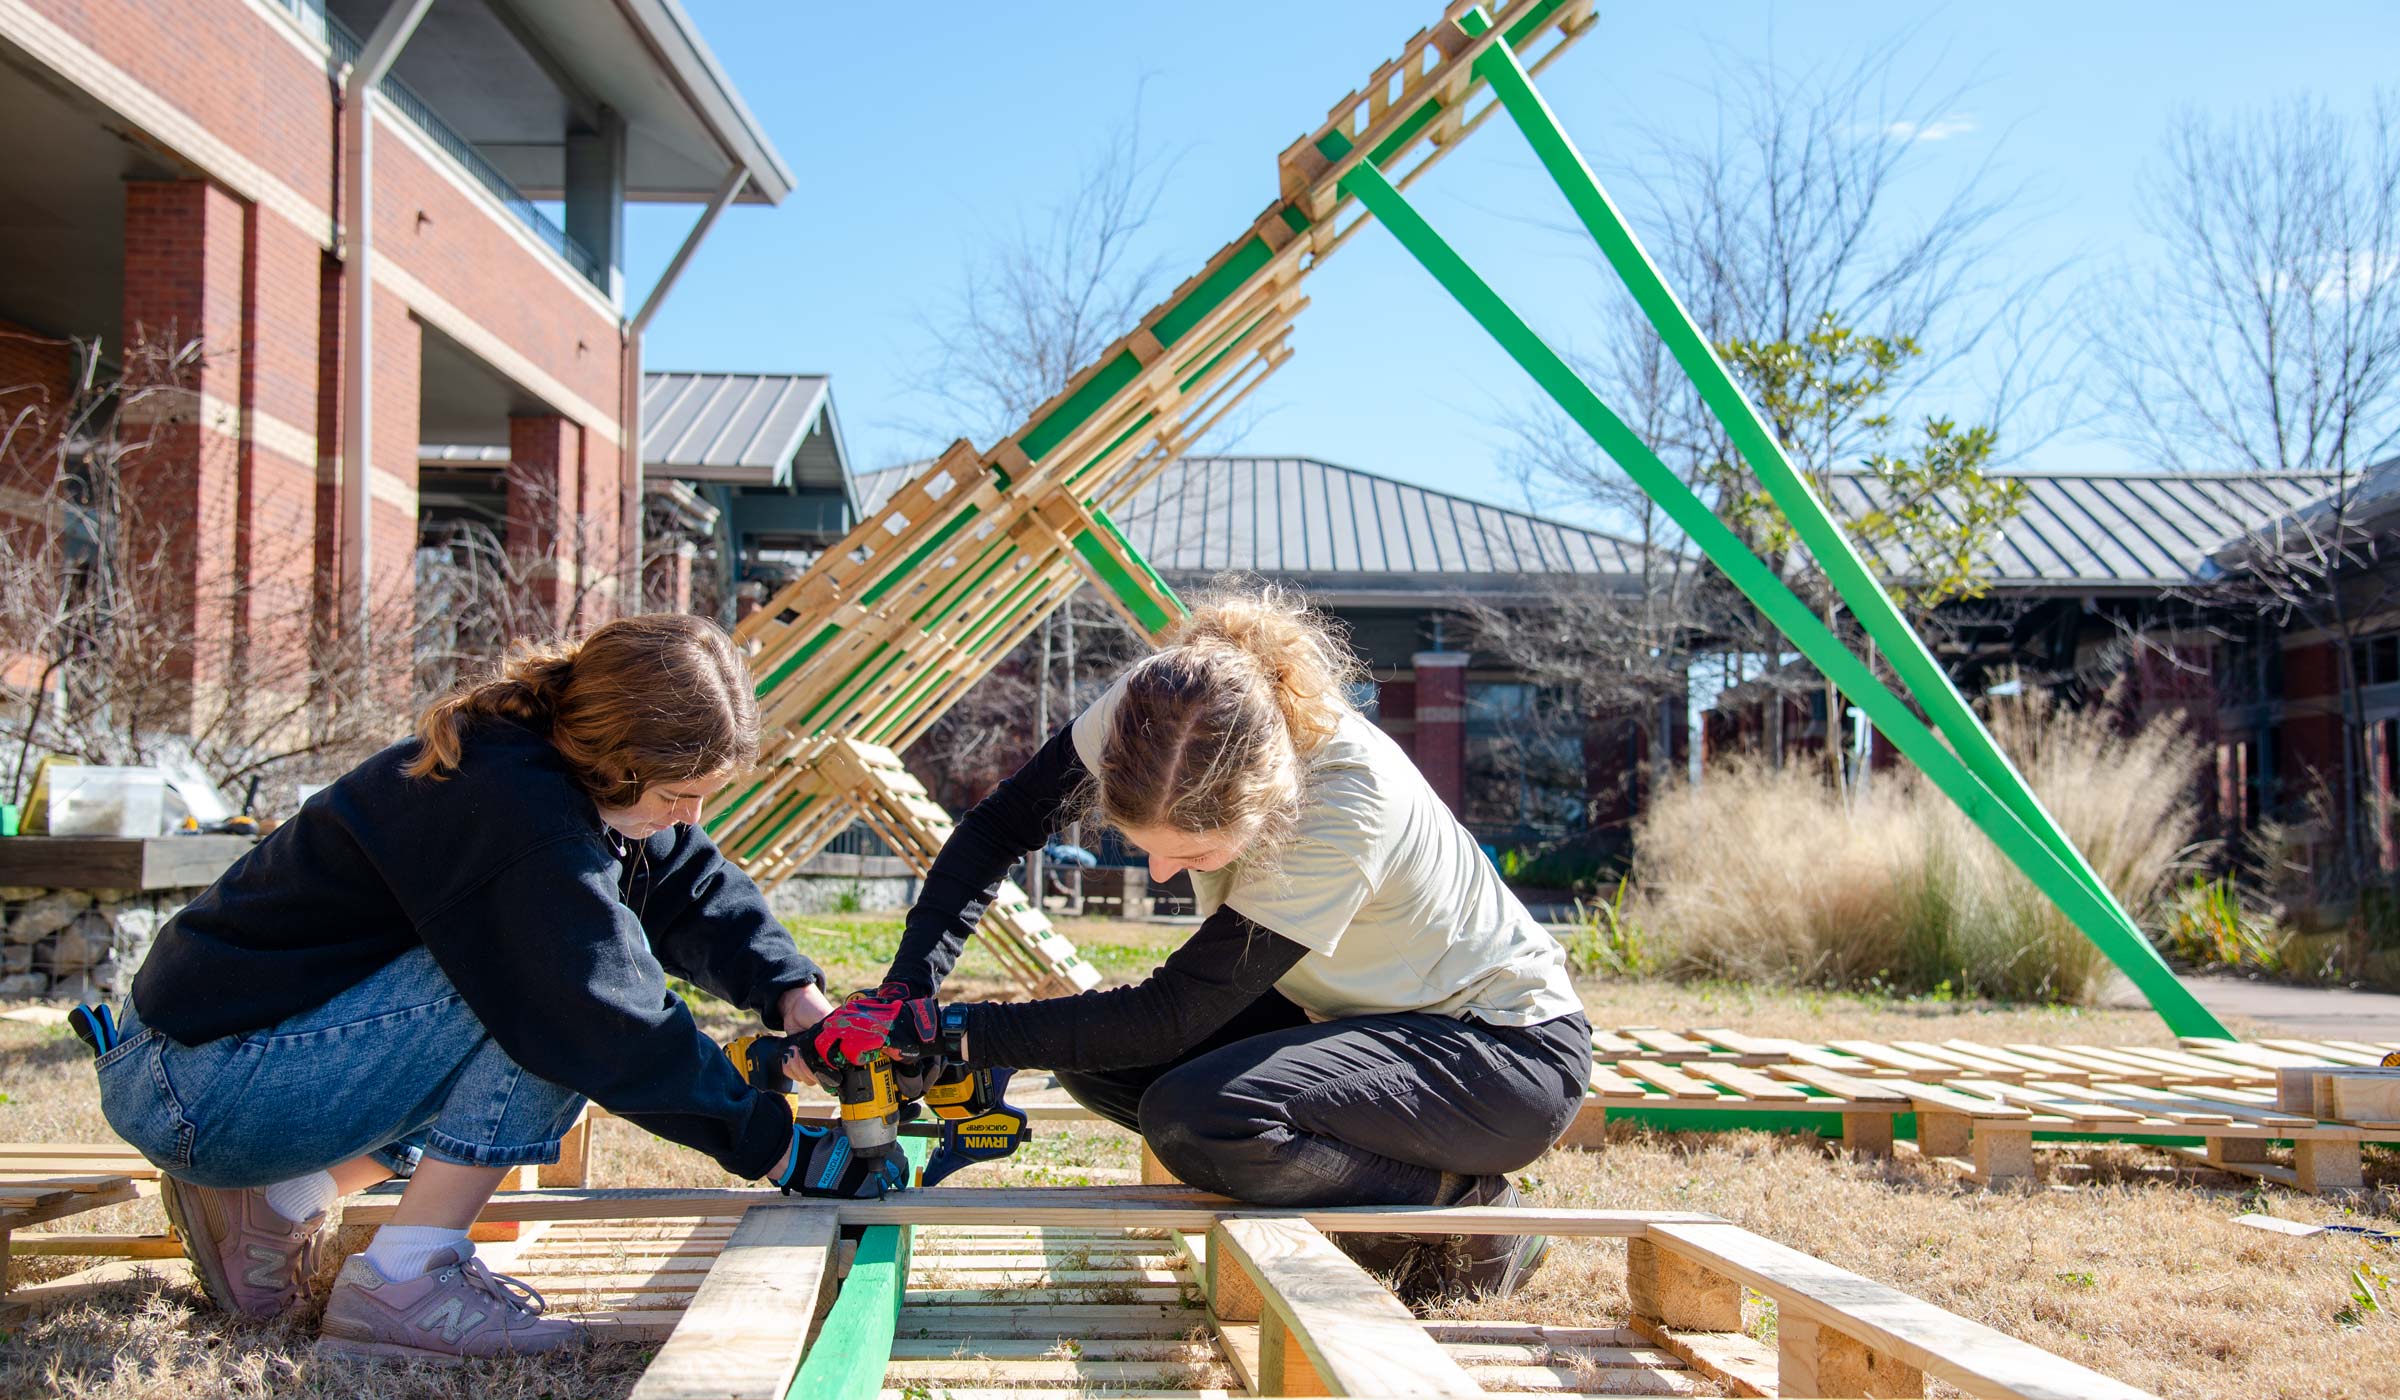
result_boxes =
[0,887,186,1003]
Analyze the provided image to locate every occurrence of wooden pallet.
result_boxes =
[1566,1030,2400,1192]
[352,1185,2157,1399]
[704,0,1599,969]
[1,1141,159,1293]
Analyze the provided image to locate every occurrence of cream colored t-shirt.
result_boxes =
[1072,676,1583,1026]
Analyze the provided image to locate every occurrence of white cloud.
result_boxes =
[1884,115,1979,143]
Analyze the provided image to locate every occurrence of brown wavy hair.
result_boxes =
[406,613,758,809]
[1090,581,1364,855]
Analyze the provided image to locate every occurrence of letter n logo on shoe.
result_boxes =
[417,1297,489,1344]
[243,1243,288,1290]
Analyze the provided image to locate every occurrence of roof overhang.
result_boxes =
[643,372,852,498]
[360,0,792,205]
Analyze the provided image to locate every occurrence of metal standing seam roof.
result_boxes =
[851,455,1664,583]
[1820,467,2339,590]
[642,372,835,486]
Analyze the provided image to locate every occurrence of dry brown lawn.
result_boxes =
[2,917,2396,1398]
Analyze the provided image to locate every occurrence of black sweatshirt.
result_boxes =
[884,725,1310,1071]
[131,719,818,1178]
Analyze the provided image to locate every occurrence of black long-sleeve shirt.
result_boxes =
[884,725,1309,1072]
[132,718,819,1178]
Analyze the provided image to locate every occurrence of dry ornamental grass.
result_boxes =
[3,922,2396,1398]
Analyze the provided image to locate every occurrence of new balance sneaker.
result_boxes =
[1334,1174,1551,1307]
[318,1247,585,1364]
[157,1174,328,1318]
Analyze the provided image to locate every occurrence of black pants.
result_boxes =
[1054,992,1591,1206]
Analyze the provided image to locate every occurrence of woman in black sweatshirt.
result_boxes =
[810,586,1592,1305]
[97,614,864,1364]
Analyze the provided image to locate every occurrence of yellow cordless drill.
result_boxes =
[724,1031,905,1174]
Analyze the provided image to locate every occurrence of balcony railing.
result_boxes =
[279,0,606,288]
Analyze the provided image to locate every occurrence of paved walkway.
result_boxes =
[2104,973,2400,1040]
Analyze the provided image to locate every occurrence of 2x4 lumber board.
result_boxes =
[790,1223,911,1400]
[1592,1029,1645,1056]
[1644,1222,2160,1400]
[1210,1217,1483,1396]
[624,1207,839,1400]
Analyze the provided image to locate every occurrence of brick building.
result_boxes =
[0,0,790,714]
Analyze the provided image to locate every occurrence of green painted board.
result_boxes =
[787,1139,929,1400]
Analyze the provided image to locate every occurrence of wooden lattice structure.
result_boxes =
[704,0,1599,995]
[307,1183,2161,1399]
[1564,1028,2400,1194]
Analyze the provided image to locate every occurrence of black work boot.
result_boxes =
[1332,1173,1550,1307]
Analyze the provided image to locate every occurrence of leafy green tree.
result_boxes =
[1707,313,2024,787]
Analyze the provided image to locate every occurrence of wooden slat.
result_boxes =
[2259,1039,2386,1066]
[1767,1066,1910,1103]
[1941,1041,2098,1081]
[1685,1063,1808,1101]
[1890,1041,2034,1080]
[2003,1045,2164,1086]
[1828,1040,1957,1075]
[1687,1027,1805,1058]
[1950,1081,2147,1123]
[1622,1028,1718,1058]
[1211,1217,1484,1396]
[1885,1082,2029,1119]
[1588,1065,1652,1099]
[1591,1029,1645,1056]
[1618,1061,1724,1100]
[1648,1222,2158,1400]
[626,1205,839,1400]
[343,1188,1719,1237]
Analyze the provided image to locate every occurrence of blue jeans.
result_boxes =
[97,946,586,1187]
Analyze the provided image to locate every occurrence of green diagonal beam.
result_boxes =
[1451,9,2217,1035]
[1460,15,2124,929]
[1333,119,2224,1034]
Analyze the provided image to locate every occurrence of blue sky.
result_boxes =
[625,3,2396,523]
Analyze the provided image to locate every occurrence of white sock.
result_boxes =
[259,1170,339,1223]
[364,1225,473,1283]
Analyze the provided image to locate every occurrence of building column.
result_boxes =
[508,413,583,630]
[119,178,251,722]
[1411,650,1469,815]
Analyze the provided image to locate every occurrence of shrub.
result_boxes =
[1629,687,2203,1003]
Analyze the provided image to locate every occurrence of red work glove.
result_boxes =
[809,985,946,1067]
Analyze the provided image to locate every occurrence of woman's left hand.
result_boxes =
[779,981,838,1034]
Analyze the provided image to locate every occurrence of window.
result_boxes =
[1462,682,1585,838]
[2355,633,2400,688]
